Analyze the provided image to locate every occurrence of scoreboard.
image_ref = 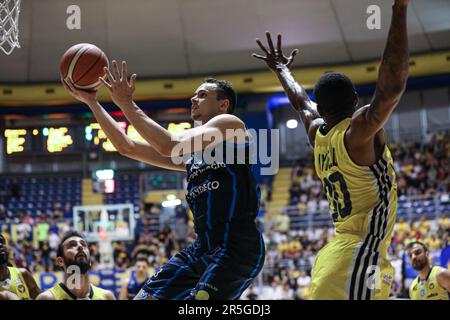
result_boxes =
[3,122,192,155]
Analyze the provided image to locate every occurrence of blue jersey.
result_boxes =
[185,139,260,252]
[126,270,148,300]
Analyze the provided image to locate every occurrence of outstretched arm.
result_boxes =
[62,80,185,172]
[349,0,409,144]
[100,61,247,157]
[253,32,323,146]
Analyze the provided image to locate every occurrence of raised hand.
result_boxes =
[62,77,97,106]
[100,60,137,108]
[252,31,298,71]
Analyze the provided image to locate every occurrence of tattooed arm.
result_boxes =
[274,65,323,147]
[253,32,323,147]
[348,0,409,145]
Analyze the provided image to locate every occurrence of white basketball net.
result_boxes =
[0,0,21,55]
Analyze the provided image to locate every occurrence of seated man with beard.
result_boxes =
[36,231,115,300]
[407,241,450,300]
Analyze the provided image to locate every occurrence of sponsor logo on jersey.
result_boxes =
[186,181,220,201]
[188,162,226,182]
[382,273,393,285]
[17,284,25,293]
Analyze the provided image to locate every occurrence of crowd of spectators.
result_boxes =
[241,213,449,300]
[287,131,449,212]
[0,132,448,299]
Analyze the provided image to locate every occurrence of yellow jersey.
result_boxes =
[314,118,397,255]
[49,282,110,300]
[409,266,449,300]
[0,267,31,300]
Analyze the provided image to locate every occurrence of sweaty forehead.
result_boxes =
[409,244,424,253]
[64,236,85,246]
[195,83,217,94]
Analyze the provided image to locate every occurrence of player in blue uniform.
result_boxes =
[62,62,265,300]
[120,255,150,300]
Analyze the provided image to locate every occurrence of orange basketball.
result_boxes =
[60,43,109,91]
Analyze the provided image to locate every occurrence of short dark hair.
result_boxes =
[407,241,428,253]
[313,72,357,118]
[57,231,87,258]
[136,255,149,265]
[204,77,237,114]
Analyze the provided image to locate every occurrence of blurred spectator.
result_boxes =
[272,212,290,233]
[48,230,60,252]
[63,202,73,219]
[260,277,283,300]
[36,216,50,249]
[174,205,189,224]
[297,270,311,289]
[174,218,189,248]
[15,211,32,242]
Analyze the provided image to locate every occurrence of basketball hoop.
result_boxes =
[0,0,21,55]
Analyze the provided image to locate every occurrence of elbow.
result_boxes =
[158,143,174,157]
[157,134,179,156]
[116,144,134,156]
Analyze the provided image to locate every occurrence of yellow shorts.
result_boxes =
[311,234,394,300]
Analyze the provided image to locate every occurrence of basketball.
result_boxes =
[60,43,109,91]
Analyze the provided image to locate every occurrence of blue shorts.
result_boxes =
[142,230,265,300]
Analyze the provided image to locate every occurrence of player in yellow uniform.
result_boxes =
[36,231,115,300]
[407,242,450,300]
[0,234,41,299]
[253,0,410,299]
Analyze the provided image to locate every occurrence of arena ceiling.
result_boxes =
[0,0,450,84]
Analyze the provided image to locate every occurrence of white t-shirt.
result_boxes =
[391,258,402,283]
[259,285,284,300]
[297,275,311,288]
[48,233,60,250]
